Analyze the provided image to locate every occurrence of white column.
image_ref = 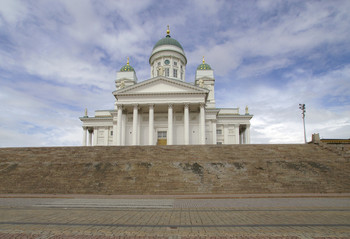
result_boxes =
[246,124,250,144]
[137,111,141,145]
[223,125,228,144]
[168,104,173,145]
[112,118,117,146]
[184,103,189,145]
[116,105,123,145]
[212,120,217,144]
[200,103,205,144]
[122,114,126,145]
[149,104,154,145]
[82,127,87,146]
[132,104,138,145]
[243,127,246,144]
[92,128,97,146]
[234,124,240,144]
[104,127,109,145]
[89,128,93,146]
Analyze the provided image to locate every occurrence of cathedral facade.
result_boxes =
[80,28,252,146]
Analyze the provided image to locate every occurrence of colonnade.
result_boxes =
[82,127,93,146]
[82,105,251,146]
[114,103,206,146]
[239,124,251,144]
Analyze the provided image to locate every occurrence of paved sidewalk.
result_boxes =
[0,194,349,238]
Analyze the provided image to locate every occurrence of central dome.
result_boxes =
[149,27,187,81]
[153,35,184,50]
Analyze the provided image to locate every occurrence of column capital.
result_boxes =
[168,103,173,109]
[184,103,189,108]
[200,103,205,108]
[82,126,88,130]
[148,104,154,109]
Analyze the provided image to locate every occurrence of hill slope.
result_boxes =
[0,144,349,194]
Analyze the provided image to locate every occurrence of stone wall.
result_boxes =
[0,144,349,194]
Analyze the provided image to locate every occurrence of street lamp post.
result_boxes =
[299,104,306,143]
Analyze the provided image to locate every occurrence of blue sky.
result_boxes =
[0,0,349,147]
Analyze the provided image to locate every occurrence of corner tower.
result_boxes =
[195,57,215,108]
[149,26,187,81]
[115,57,138,90]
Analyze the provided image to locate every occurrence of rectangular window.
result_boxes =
[110,131,113,136]
[158,62,161,66]
[165,68,169,77]
[217,142,223,145]
[174,61,177,66]
[157,131,167,139]
[173,69,177,78]
[216,129,222,135]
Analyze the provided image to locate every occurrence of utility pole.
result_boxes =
[299,104,306,143]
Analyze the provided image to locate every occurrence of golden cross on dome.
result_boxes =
[167,25,170,35]
[127,57,129,65]
[202,56,205,64]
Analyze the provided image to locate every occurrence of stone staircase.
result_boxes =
[0,144,349,194]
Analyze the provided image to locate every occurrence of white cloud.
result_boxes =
[216,64,350,143]
[188,0,350,77]
[0,0,28,25]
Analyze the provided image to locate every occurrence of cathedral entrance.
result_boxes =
[157,131,167,145]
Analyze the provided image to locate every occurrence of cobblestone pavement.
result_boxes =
[0,196,349,239]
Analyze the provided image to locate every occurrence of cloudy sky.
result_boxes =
[0,0,349,147]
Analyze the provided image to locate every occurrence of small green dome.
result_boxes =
[120,58,134,72]
[197,57,211,70]
[197,63,211,70]
[153,35,184,51]
[120,65,134,72]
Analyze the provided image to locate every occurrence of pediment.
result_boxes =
[114,77,208,95]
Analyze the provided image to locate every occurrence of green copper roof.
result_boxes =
[120,58,135,72]
[120,64,134,72]
[197,63,212,70]
[153,35,184,51]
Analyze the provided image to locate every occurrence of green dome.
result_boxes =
[120,65,134,72]
[153,35,184,50]
[197,63,211,70]
[120,58,134,72]
[197,57,212,70]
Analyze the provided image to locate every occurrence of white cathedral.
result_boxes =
[80,27,252,146]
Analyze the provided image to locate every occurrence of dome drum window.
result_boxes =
[165,68,170,77]
[173,69,178,78]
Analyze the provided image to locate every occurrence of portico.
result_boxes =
[110,100,209,146]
